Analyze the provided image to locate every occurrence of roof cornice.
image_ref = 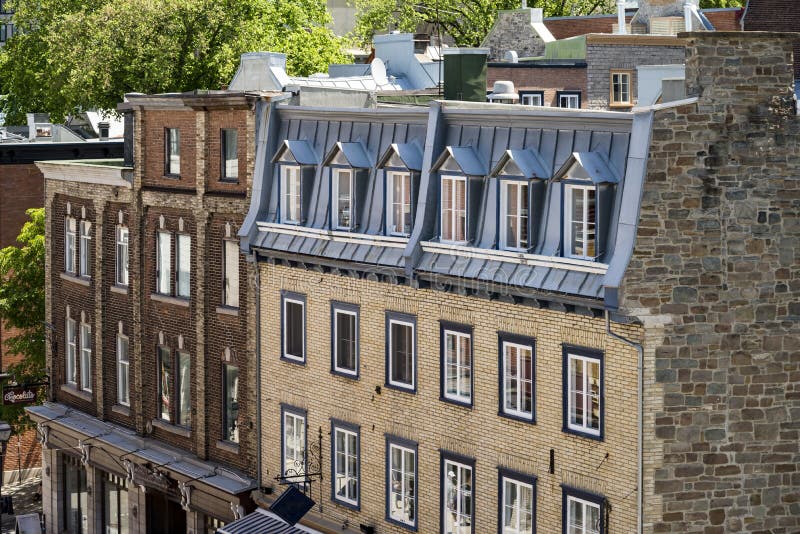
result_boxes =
[277,105,430,124]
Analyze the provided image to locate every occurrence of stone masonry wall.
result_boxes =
[620,33,800,533]
[481,8,550,61]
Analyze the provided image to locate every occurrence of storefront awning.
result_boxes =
[217,509,322,534]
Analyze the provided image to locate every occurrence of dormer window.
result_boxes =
[272,140,319,225]
[432,147,487,246]
[441,175,467,243]
[554,152,618,262]
[501,182,528,251]
[323,142,371,232]
[378,143,423,237]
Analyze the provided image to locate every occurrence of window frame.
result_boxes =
[165,127,181,176]
[79,219,92,278]
[440,450,476,534]
[498,467,537,534]
[116,333,130,407]
[156,231,172,295]
[220,128,239,182]
[222,239,240,308]
[222,363,240,443]
[386,170,414,237]
[499,179,530,252]
[440,174,468,244]
[556,91,581,109]
[175,233,191,299]
[101,471,129,534]
[157,345,172,423]
[609,70,632,107]
[65,216,77,274]
[66,316,77,385]
[563,184,597,261]
[385,435,418,531]
[115,225,129,286]
[330,419,360,510]
[440,322,474,408]
[332,167,355,230]
[561,486,605,534]
[79,322,92,393]
[281,405,308,485]
[280,292,306,364]
[331,302,359,378]
[175,350,191,428]
[280,165,303,225]
[562,345,604,440]
[385,312,417,393]
[519,91,544,106]
[498,332,536,423]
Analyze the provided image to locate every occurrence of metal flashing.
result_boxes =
[490,148,551,179]
[431,146,488,176]
[377,142,424,171]
[322,141,372,168]
[271,139,319,165]
[552,151,620,184]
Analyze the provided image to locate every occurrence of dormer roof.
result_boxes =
[490,148,551,179]
[432,146,487,176]
[322,141,372,168]
[271,139,318,165]
[377,142,423,171]
[552,151,620,184]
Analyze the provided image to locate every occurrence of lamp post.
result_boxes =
[0,421,12,521]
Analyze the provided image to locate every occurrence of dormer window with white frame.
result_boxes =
[272,140,319,226]
[378,143,423,238]
[432,146,488,246]
[333,168,354,230]
[323,142,371,232]
[566,184,596,260]
[281,166,302,224]
[501,181,529,251]
[441,175,467,244]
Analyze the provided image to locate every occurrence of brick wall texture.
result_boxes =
[620,33,800,533]
[487,66,587,107]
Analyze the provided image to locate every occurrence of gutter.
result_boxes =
[605,310,643,533]
[252,251,263,491]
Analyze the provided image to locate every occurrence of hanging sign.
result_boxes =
[2,384,45,405]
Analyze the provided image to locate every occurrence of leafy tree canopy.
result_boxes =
[0,0,349,123]
[0,209,46,432]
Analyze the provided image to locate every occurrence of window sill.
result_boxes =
[60,272,90,287]
[112,404,131,417]
[609,102,633,109]
[151,418,191,438]
[150,293,190,307]
[215,440,240,454]
[162,174,181,180]
[280,355,306,366]
[219,178,240,185]
[440,395,473,409]
[562,425,603,442]
[110,285,129,295]
[384,381,416,394]
[216,306,239,317]
[60,384,92,403]
[498,410,536,425]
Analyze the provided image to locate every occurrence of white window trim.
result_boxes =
[386,171,412,237]
[500,180,529,252]
[559,93,580,109]
[116,226,129,286]
[502,476,534,534]
[221,128,239,180]
[65,217,77,274]
[333,168,355,230]
[567,353,601,437]
[282,298,305,362]
[116,334,130,406]
[440,174,468,244]
[566,495,601,534]
[283,411,306,477]
[443,459,473,532]
[281,166,302,225]
[443,329,472,404]
[156,232,172,295]
[389,443,416,526]
[176,234,191,298]
[387,319,415,390]
[333,427,358,506]
[80,322,92,393]
[79,219,91,278]
[166,128,180,175]
[502,341,534,420]
[520,93,543,106]
[564,184,597,261]
[333,308,358,376]
[66,316,77,385]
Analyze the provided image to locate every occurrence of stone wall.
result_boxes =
[621,32,800,533]
[481,8,551,61]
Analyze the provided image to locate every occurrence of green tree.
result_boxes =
[0,0,349,124]
[698,0,743,7]
[0,209,46,433]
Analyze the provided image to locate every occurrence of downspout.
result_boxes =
[605,310,643,533]
[252,251,262,492]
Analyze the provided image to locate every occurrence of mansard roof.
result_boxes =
[552,151,620,184]
[490,148,551,179]
[271,139,319,165]
[322,141,372,168]
[377,142,423,171]
[431,146,488,176]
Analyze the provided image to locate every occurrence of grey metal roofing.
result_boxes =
[553,151,620,184]
[323,141,372,168]
[432,146,488,176]
[378,142,423,171]
[287,73,409,91]
[218,509,319,534]
[272,140,319,165]
[491,148,551,179]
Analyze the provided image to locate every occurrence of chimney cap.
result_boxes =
[488,81,519,101]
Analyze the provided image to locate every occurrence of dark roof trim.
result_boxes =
[488,61,587,69]
[277,105,429,125]
[0,141,123,165]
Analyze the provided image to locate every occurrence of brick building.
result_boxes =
[28,90,282,533]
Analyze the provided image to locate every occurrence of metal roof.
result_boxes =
[491,148,551,179]
[553,151,620,184]
[377,142,424,171]
[217,509,322,534]
[322,141,372,168]
[432,146,488,176]
[272,140,319,165]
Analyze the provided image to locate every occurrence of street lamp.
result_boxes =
[0,421,12,520]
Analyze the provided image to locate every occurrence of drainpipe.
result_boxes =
[617,0,627,34]
[252,251,263,493]
[605,310,643,533]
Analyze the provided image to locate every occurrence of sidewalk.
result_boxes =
[0,474,42,534]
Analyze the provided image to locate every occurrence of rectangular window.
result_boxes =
[610,71,631,106]
[281,166,302,224]
[282,293,305,362]
[65,217,77,274]
[102,472,129,534]
[558,92,581,109]
[442,454,474,534]
[176,234,191,298]
[386,314,415,391]
[177,351,191,427]
[79,323,92,392]
[565,349,603,439]
[501,181,529,251]
[116,226,129,286]
[520,91,543,106]
[117,334,130,406]
[442,324,472,405]
[223,240,240,308]
[79,220,91,278]
[387,171,412,236]
[221,129,239,181]
[158,347,172,422]
[334,168,354,229]
[501,470,535,534]
[63,454,88,534]
[282,408,306,480]
[441,175,467,243]
[387,438,417,528]
[223,364,239,443]
[332,423,359,507]
[565,185,596,260]
[66,317,77,385]
[166,128,180,175]
[332,304,358,377]
[501,334,535,422]
[156,232,172,295]
[563,489,603,534]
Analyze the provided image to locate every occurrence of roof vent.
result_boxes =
[487,81,519,104]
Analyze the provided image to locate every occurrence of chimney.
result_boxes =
[98,121,110,141]
[443,48,489,102]
[228,52,289,91]
[617,0,627,34]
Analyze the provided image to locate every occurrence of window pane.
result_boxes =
[455,178,466,242]
[117,336,129,406]
[390,172,412,235]
[390,322,413,386]
[224,241,240,307]
[177,235,191,298]
[80,324,92,391]
[66,318,77,384]
[65,217,77,273]
[158,347,172,422]
[79,220,91,277]
[335,311,357,372]
[284,300,304,359]
[282,167,302,224]
[441,177,452,240]
[224,365,239,442]
[570,357,584,427]
[222,129,238,180]
[177,352,191,426]
[336,170,352,228]
[157,232,171,294]
[167,129,180,175]
[116,226,129,286]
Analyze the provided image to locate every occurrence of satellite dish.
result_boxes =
[371,58,388,86]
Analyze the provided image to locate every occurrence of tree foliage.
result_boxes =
[0,0,349,123]
[698,0,743,7]
[0,209,46,433]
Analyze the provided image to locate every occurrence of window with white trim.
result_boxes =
[156,232,172,295]
[116,334,129,406]
[333,168,354,229]
[281,166,302,224]
[610,71,631,106]
[176,234,191,298]
[332,305,358,376]
[388,440,416,527]
[79,220,91,278]
[567,352,601,437]
[566,495,601,534]
[502,475,535,534]
[501,181,529,251]
[282,294,305,362]
[80,322,92,392]
[333,425,359,506]
[223,240,240,308]
[166,128,180,175]
[443,457,473,534]
[558,92,581,109]
[157,347,191,427]
[387,171,412,236]
[442,326,472,405]
[520,92,543,106]
[221,129,239,181]
[223,364,239,443]
[283,410,306,478]
[66,316,77,385]
[564,185,596,260]
[387,315,415,390]
[441,175,467,243]
[116,226,129,286]
[502,339,534,421]
[65,217,77,274]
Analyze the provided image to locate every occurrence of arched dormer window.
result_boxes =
[377,143,423,237]
[490,148,550,252]
[432,146,487,245]
[553,152,619,262]
[323,142,371,231]
[272,140,318,225]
